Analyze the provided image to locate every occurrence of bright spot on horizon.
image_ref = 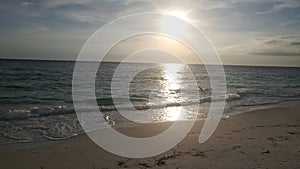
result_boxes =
[162,11,189,37]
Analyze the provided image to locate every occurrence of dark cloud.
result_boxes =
[252,51,299,57]
[290,42,300,45]
[264,39,283,44]
[262,36,300,46]
[251,35,300,57]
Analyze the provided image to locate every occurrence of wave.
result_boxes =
[238,98,283,106]
[42,132,85,141]
[0,106,75,121]
[0,93,241,121]
[226,93,241,101]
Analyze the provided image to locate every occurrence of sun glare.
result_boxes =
[162,11,189,37]
[166,11,188,21]
[161,63,184,121]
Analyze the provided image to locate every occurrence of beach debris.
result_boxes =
[287,131,298,135]
[155,160,167,167]
[260,149,270,154]
[231,145,241,150]
[222,115,230,119]
[138,162,150,168]
[92,163,97,169]
[192,151,206,157]
[246,137,255,140]
[232,129,242,133]
[155,159,166,167]
[267,136,289,143]
[117,161,128,168]
[154,152,182,167]
[280,160,288,166]
[192,149,213,157]
[104,115,116,126]
[286,124,300,127]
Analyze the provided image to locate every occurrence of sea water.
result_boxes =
[0,59,299,144]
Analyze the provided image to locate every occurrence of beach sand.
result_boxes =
[0,107,299,169]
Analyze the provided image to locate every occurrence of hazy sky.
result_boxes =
[0,0,300,66]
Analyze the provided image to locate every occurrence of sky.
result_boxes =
[0,0,300,66]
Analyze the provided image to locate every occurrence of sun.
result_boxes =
[161,11,189,37]
[166,11,188,21]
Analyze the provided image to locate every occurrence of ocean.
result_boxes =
[0,59,299,144]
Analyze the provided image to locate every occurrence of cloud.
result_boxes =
[252,51,299,57]
[221,35,300,57]
[41,0,92,7]
[256,0,300,14]
[279,20,300,27]
[0,0,299,66]
[290,42,300,45]
[188,0,232,11]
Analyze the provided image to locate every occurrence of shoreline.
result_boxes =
[226,99,300,116]
[1,101,300,148]
[0,106,299,168]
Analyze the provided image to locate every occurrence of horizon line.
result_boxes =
[0,58,299,68]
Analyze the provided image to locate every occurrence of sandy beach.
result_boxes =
[0,107,299,169]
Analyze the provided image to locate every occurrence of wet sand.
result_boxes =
[0,107,299,169]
